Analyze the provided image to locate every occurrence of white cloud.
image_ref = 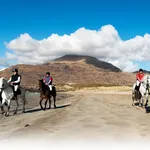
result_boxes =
[0,57,9,66]
[0,67,6,72]
[4,24,150,72]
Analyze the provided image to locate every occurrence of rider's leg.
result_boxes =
[135,80,140,91]
[48,85,52,91]
[14,85,18,97]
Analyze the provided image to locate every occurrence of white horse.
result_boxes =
[132,75,150,107]
[0,77,26,117]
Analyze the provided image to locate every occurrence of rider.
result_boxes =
[43,72,53,91]
[135,68,144,91]
[7,68,21,97]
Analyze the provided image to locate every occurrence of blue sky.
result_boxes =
[0,0,150,71]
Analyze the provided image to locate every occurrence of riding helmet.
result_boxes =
[46,72,50,75]
[12,68,18,72]
[139,69,143,72]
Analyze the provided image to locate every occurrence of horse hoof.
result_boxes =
[13,112,17,115]
[5,113,9,117]
[1,111,5,115]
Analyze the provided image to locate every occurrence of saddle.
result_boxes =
[135,83,141,91]
[10,85,21,99]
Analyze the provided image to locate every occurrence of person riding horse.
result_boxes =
[135,69,144,91]
[43,72,53,91]
[7,68,21,97]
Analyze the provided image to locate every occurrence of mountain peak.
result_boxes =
[54,54,122,72]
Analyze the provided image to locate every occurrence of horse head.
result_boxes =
[0,77,7,91]
[146,75,150,87]
[38,79,44,91]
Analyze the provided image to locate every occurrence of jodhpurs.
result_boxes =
[48,85,52,91]
[14,85,19,92]
[136,80,140,86]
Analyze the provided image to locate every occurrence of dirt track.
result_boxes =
[1,90,150,144]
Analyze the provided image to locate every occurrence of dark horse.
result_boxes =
[38,79,56,110]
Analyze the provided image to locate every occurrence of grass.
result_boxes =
[55,84,132,92]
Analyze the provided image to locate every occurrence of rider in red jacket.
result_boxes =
[135,69,144,91]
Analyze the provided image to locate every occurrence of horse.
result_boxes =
[0,77,26,117]
[38,79,56,110]
[132,75,150,107]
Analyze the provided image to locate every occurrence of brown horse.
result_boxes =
[38,79,56,110]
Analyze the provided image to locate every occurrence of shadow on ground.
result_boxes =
[24,104,71,113]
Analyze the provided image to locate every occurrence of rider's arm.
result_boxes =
[7,77,12,83]
[13,76,21,83]
[136,74,141,81]
[47,77,52,84]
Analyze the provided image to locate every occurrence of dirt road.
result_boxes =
[0,90,150,149]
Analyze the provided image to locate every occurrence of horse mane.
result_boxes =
[39,79,48,90]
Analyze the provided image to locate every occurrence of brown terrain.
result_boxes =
[0,55,135,91]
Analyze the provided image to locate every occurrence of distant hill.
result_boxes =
[133,70,150,74]
[0,55,135,91]
[55,55,122,72]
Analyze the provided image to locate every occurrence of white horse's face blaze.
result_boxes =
[0,78,4,89]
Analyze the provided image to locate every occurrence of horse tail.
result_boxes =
[52,86,57,97]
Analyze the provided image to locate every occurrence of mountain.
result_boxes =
[0,55,135,91]
[54,55,121,72]
[133,70,150,74]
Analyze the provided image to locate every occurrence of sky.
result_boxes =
[0,0,150,72]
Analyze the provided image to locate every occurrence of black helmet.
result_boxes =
[139,69,143,72]
[12,68,18,72]
[46,72,50,75]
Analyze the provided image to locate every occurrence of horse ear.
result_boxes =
[38,79,43,81]
[1,77,4,80]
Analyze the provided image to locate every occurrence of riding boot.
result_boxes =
[135,85,139,91]
[14,91,17,97]
[12,91,17,100]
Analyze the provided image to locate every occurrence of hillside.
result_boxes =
[54,55,122,72]
[0,55,135,91]
[133,70,150,74]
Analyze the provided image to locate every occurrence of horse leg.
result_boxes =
[39,97,44,110]
[5,100,11,117]
[0,99,7,115]
[13,97,19,115]
[132,92,135,106]
[48,97,51,109]
[53,96,56,108]
[22,95,26,113]
[139,97,142,107]
[145,91,149,107]
[0,106,5,114]
[44,98,49,110]
[141,93,145,108]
